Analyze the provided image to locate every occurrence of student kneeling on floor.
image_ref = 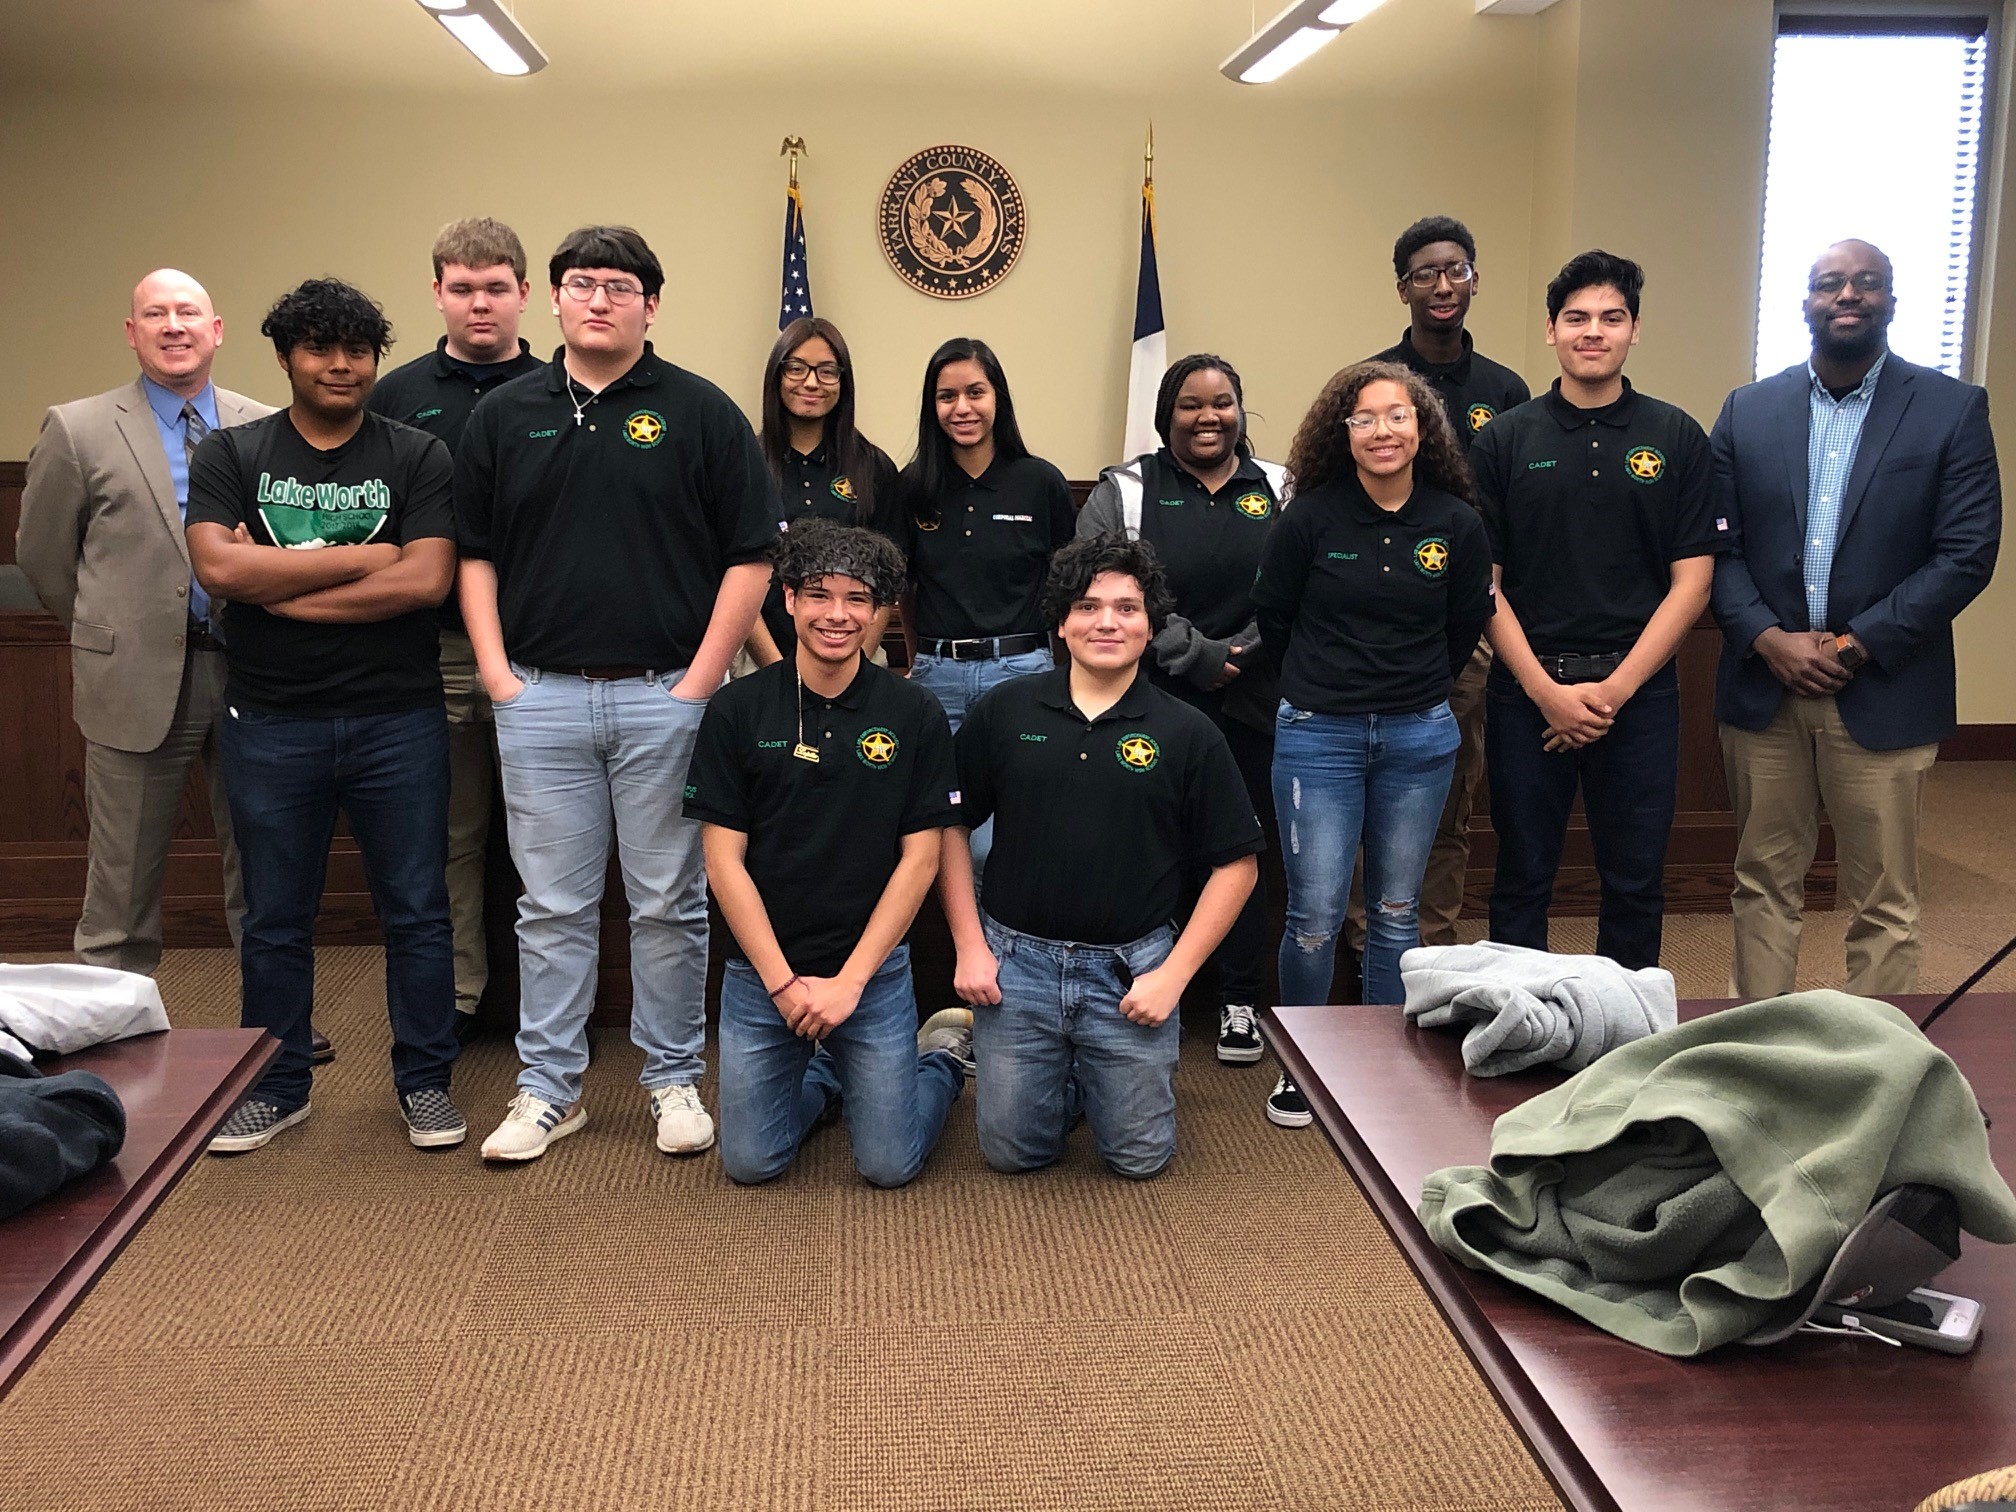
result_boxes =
[688,520,972,1187]
[940,533,1262,1179]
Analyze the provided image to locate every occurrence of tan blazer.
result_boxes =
[15,376,274,752]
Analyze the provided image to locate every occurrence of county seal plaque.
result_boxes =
[878,145,1027,300]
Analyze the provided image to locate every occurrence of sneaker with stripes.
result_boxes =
[1217,1003,1264,1064]
[480,1091,586,1162]
[400,1088,468,1149]
[208,1098,311,1155]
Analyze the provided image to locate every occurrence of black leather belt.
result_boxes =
[1537,651,1625,683]
[564,665,652,681]
[919,633,1046,662]
[187,619,224,652]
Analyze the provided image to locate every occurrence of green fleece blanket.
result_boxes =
[1418,991,2016,1355]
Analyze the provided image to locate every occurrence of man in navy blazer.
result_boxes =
[1711,239,2000,999]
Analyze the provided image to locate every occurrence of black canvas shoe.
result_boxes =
[1217,1004,1264,1064]
[401,1088,469,1149]
[208,1098,311,1154]
[1266,1075,1312,1129]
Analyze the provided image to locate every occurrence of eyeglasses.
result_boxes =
[558,275,645,305]
[1810,271,1889,295]
[782,359,844,386]
[1406,261,1475,289]
[1344,406,1417,433]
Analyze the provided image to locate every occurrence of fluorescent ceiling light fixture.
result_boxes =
[1221,0,1390,85]
[1474,0,1563,12]
[416,0,548,76]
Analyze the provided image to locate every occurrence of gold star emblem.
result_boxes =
[1626,446,1665,482]
[857,729,898,767]
[1415,539,1449,575]
[625,411,665,448]
[1235,492,1271,520]
[934,196,974,238]
[1117,735,1159,772]
[1467,404,1494,432]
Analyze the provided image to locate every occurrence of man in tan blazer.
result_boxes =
[16,269,273,977]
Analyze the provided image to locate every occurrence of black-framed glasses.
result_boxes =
[1406,261,1475,289]
[1810,271,1889,295]
[781,358,844,385]
[1344,406,1416,433]
[559,275,644,305]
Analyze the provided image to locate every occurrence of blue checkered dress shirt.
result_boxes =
[1802,353,1886,630]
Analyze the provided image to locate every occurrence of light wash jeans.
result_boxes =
[717,944,963,1188]
[909,645,1052,876]
[492,665,710,1106]
[1272,700,1459,1009]
[974,913,1178,1180]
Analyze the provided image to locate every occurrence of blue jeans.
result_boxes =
[220,703,458,1111]
[492,666,710,1106]
[717,945,963,1188]
[1272,701,1459,1009]
[910,646,1052,875]
[1486,661,1679,970]
[975,914,1178,1180]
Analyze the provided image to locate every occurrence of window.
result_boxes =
[1755,10,1991,379]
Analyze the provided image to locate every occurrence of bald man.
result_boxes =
[1711,238,2001,997]
[16,270,275,975]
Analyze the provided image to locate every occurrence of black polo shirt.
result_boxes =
[454,343,778,670]
[368,338,544,633]
[1133,450,1283,643]
[1252,477,1494,715]
[955,667,1263,945]
[685,656,958,977]
[1469,380,1723,655]
[905,453,1076,641]
[1370,330,1531,451]
[759,441,903,653]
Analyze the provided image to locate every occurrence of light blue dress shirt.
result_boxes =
[1802,353,1885,631]
[140,374,221,624]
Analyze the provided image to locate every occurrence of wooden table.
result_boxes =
[1266,994,2016,1512]
[0,1028,275,1398]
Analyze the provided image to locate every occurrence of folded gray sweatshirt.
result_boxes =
[1400,941,1677,1076]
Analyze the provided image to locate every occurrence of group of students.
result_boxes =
[23,200,1988,1186]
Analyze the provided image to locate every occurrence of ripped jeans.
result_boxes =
[1271,700,1459,1008]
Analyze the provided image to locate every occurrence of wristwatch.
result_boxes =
[1832,634,1868,673]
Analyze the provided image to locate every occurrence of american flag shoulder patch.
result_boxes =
[948,790,962,805]
[1716,517,1730,531]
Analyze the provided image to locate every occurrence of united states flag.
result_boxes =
[779,184,813,329]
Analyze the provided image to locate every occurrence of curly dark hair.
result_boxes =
[772,517,907,607]
[1547,249,1644,320]
[1040,532,1176,637]
[1285,361,1474,504]
[1392,215,1476,280]
[260,278,393,358]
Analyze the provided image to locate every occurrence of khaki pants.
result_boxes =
[440,628,497,1015]
[77,645,241,973]
[1345,638,1490,953]
[1721,695,1939,1000]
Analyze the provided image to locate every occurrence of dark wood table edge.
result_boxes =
[0,1030,278,1399]
[1264,1006,1620,1512]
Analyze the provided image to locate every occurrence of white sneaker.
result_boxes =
[649,1082,716,1155]
[480,1091,586,1162]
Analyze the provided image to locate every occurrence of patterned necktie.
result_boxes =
[181,400,209,465]
[180,401,219,640]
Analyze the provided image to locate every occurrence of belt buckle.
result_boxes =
[950,639,983,662]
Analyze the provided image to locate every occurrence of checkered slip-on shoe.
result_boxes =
[401,1088,468,1149]
[208,1098,311,1155]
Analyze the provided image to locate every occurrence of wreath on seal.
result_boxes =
[905,176,1000,271]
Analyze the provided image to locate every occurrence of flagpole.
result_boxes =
[778,136,813,329]
[1122,123,1167,462]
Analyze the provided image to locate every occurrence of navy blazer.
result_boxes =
[1709,356,2000,750]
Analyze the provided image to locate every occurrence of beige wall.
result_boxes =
[2,0,2011,719]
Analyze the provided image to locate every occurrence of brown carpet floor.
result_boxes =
[2,762,2012,1511]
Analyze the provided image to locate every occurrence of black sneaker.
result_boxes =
[452,1010,486,1046]
[310,1025,335,1064]
[1217,1004,1263,1064]
[1266,1075,1312,1129]
[208,1098,311,1154]
[401,1088,469,1149]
